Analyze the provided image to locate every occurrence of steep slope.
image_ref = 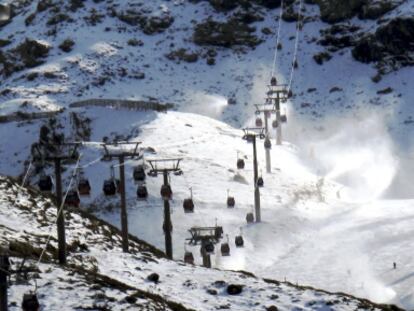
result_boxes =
[1,107,411,308]
[1,175,400,310]
[85,109,412,309]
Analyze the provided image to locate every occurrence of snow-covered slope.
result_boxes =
[1,0,414,309]
[84,109,413,309]
[1,107,409,308]
[2,175,399,311]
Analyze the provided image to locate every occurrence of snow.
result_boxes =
[46,108,409,309]
[0,175,393,310]
[1,0,414,309]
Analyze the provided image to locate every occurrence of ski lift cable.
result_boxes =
[67,156,101,172]
[79,156,102,169]
[35,154,82,270]
[270,0,285,79]
[288,0,303,93]
[20,161,33,188]
[112,158,138,168]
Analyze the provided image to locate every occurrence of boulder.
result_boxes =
[147,273,159,283]
[227,284,243,295]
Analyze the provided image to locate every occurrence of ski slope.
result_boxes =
[2,175,392,311]
[48,107,412,309]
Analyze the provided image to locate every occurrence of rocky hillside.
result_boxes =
[0,0,413,133]
[0,175,403,310]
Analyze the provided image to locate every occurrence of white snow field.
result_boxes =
[1,175,393,311]
[40,107,409,309]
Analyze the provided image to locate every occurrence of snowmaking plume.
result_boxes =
[185,91,228,119]
[283,106,398,202]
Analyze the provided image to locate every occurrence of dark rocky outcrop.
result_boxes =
[312,0,403,23]
[313,52,332,65]
[227,284,243,295]
[147,273,160,283]
[352,17,414,66]
[359,0,403,20]
[117,10,174,35]
[166,49,199,63]
[193,18,262,48]
[59,38,75,52]
[0,39,50,76]
[313,0,367,23]
[194,0,283,11]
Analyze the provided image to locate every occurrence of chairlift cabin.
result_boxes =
[255,118,263,128]
[246,212,254,223]
[103,179,117,196]
[133,165,146,182]
[257,170,264,187]
[38,175,53,192]
[281,115,287,123]
[227,194,235,208]
[221,234,230,256]
[184,251,194,264]
[183,187,194,213]
[264,137,272,149]
[272,120,278,128]
[137,185,148,199]
[77,178,91,196]
[237,158,245,169]
[183,197,194,213]
[65,190,80,207]
[235,235,244,247]
[22,292,40,311]
[221,242,230,256]
[202,241,215,254]
[160,184,173,200]
[288,90,293,98]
